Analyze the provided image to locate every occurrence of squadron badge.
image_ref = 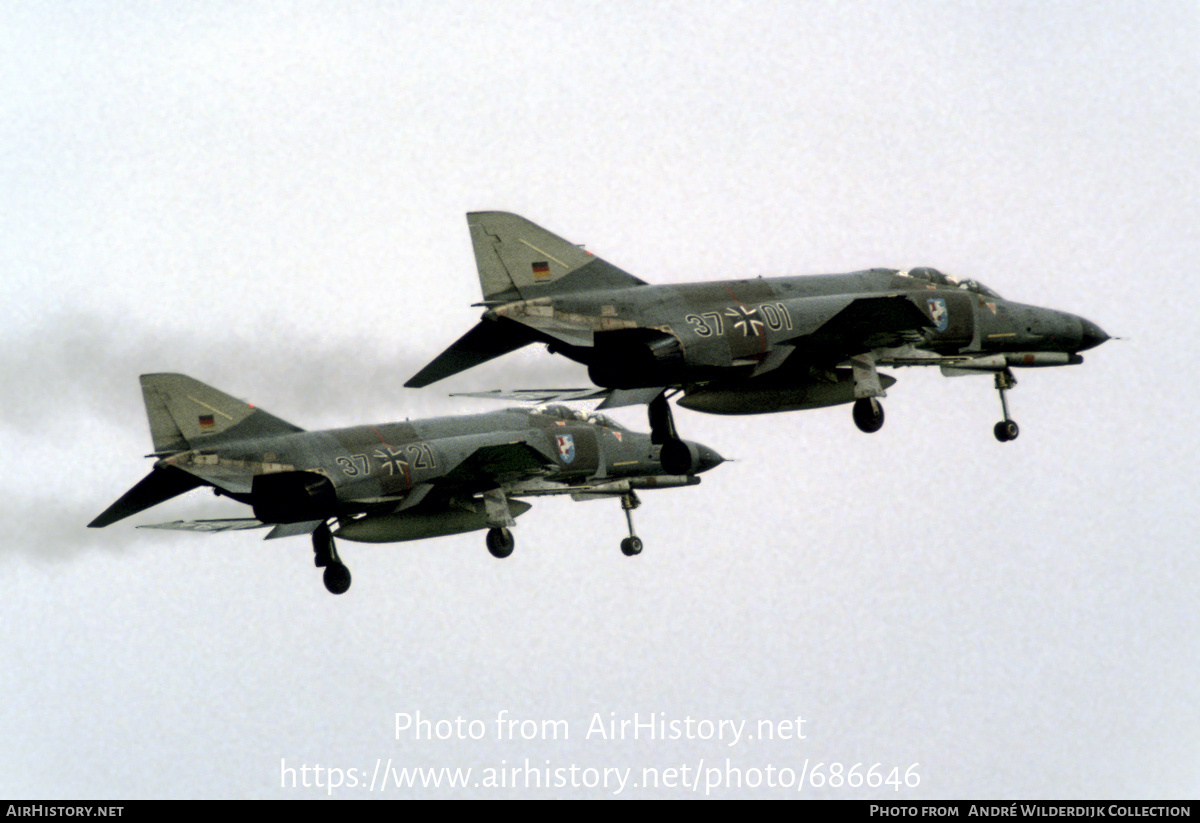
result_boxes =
[927,297,949,332]
[556,433,576,463]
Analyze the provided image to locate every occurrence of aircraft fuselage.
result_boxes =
[486,267,1106,391]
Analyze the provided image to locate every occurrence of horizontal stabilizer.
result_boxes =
[405,319,537,388]
[89,466,206,528]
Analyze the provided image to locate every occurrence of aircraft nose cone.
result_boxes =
[1078,317,1110,351]
[692,443,725,473]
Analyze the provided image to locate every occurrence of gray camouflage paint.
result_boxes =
[91,374,722,545]
[408,214,1108,423]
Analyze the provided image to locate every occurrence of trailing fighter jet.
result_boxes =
[89,374,723,594]
[406,212,1109,473]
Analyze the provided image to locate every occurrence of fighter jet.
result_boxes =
[89,374,723,594]
[406,212,1109,474]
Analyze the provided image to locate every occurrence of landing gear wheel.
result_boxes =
[994,420,1019,442]
[323,562,351,595]
[660,438,692,475]
[853,397,885,433]
[486,527,515,559]
[620,536,643,557]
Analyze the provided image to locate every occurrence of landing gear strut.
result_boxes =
[486,527,515,559]
[649,392,691,475]
[619,491,643,556]
[312,522,351,595]
[483,488,516,558]
[850,352,886,434]
[993,369,1020,443]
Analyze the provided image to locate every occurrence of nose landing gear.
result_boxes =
[994,369,1020,442]
[619,491,643,556]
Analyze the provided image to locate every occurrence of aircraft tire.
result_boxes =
[852,398,885,433]
[323,562,351,595]
[994,420,1019,442]
[620,537,643,557]
[486,527,515,559]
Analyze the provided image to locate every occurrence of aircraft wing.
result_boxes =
[788,294,934,354]
[453,386,664,409]
[139,518,267,533]
[137,518,336,541]
[436,440,558,490]
[455,387,610,404]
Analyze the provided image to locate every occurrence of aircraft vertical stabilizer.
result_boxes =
[140,373,302,452]
[467,211,645,302]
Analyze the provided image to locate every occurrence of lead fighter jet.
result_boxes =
[90,374,722,594]
[407,212,1109,474]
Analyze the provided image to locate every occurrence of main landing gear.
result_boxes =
[993,369,1020,442]
[486,527,515,558]
[852,397,885,433]
[620,491,643,556]
[850,352,886,434]
[313,522,351,595]
[649,391,693,476]
[483,487,517,559]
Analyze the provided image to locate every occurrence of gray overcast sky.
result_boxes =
[2,1,1197,798]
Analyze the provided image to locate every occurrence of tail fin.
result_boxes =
[467,212,646,303]
[140,373,302,454]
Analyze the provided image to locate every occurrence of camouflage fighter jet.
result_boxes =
[89,374,723,594]
[406,212,1109,474]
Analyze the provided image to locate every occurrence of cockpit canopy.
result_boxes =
[528,404,626,430]
[901,267,1003,299]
